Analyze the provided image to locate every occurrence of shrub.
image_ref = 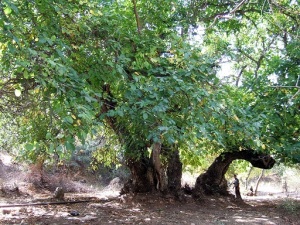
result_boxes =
[280,198,300,213]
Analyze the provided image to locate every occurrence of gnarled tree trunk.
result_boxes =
[101,84,183,196]
[122,152,154,194]
[167,148,182,197]
[193,149,275,198]
[121,144,183,197]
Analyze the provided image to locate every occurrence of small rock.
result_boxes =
[69,210,80,216]
[53,187,64,200]
[3,209,11,214]
[19,208,27,213]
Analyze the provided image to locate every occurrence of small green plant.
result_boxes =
[280,198,300,213]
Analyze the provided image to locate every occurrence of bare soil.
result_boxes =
[0,154,300,225]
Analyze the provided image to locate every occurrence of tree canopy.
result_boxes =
[0,0,299,173]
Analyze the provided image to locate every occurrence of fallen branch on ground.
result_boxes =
[0,200,91,208]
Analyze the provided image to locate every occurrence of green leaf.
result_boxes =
[23,70,29,79]
[84,95,96,103]
[4,7,12,15]
[143,112,148,120]
[46,132,52,139]
[66,141,75,151]
[117,110,124,117]
[78,130,87,144]
[25,143,34,151]
[56,145,63,152]
[158,126,169,131]
[49,143,55,153]
[64,116,73,124]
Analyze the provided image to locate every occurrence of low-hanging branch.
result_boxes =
[193,149,275,196]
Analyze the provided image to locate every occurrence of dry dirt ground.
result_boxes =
[1,154,300,225]
[1,191,300,225]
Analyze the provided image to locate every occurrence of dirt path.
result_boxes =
[0,192,299,225]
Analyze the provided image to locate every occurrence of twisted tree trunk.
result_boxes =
[193,149,275,198]
[122,152,154,193]
[121,144,183,197]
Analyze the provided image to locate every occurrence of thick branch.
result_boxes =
[221,149,276,169]
[98,84,128,144]
[194,149,275,196]
[230,0,248,15]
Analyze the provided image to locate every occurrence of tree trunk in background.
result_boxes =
[254,169,265,195]
[193,149,275,198]
[245,166,253,190]
[34,157,45,184]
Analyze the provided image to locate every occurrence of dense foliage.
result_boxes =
[0,0,299,170]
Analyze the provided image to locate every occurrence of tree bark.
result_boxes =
[121,151,154,194]
[254,169,264,195]
[132,0,142,34]
[151,142,166,192]
[166,148,182,197]
[193,149,275,198]
[100,84,183,196]
[245,166,253,190]
[121,145,183,197]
